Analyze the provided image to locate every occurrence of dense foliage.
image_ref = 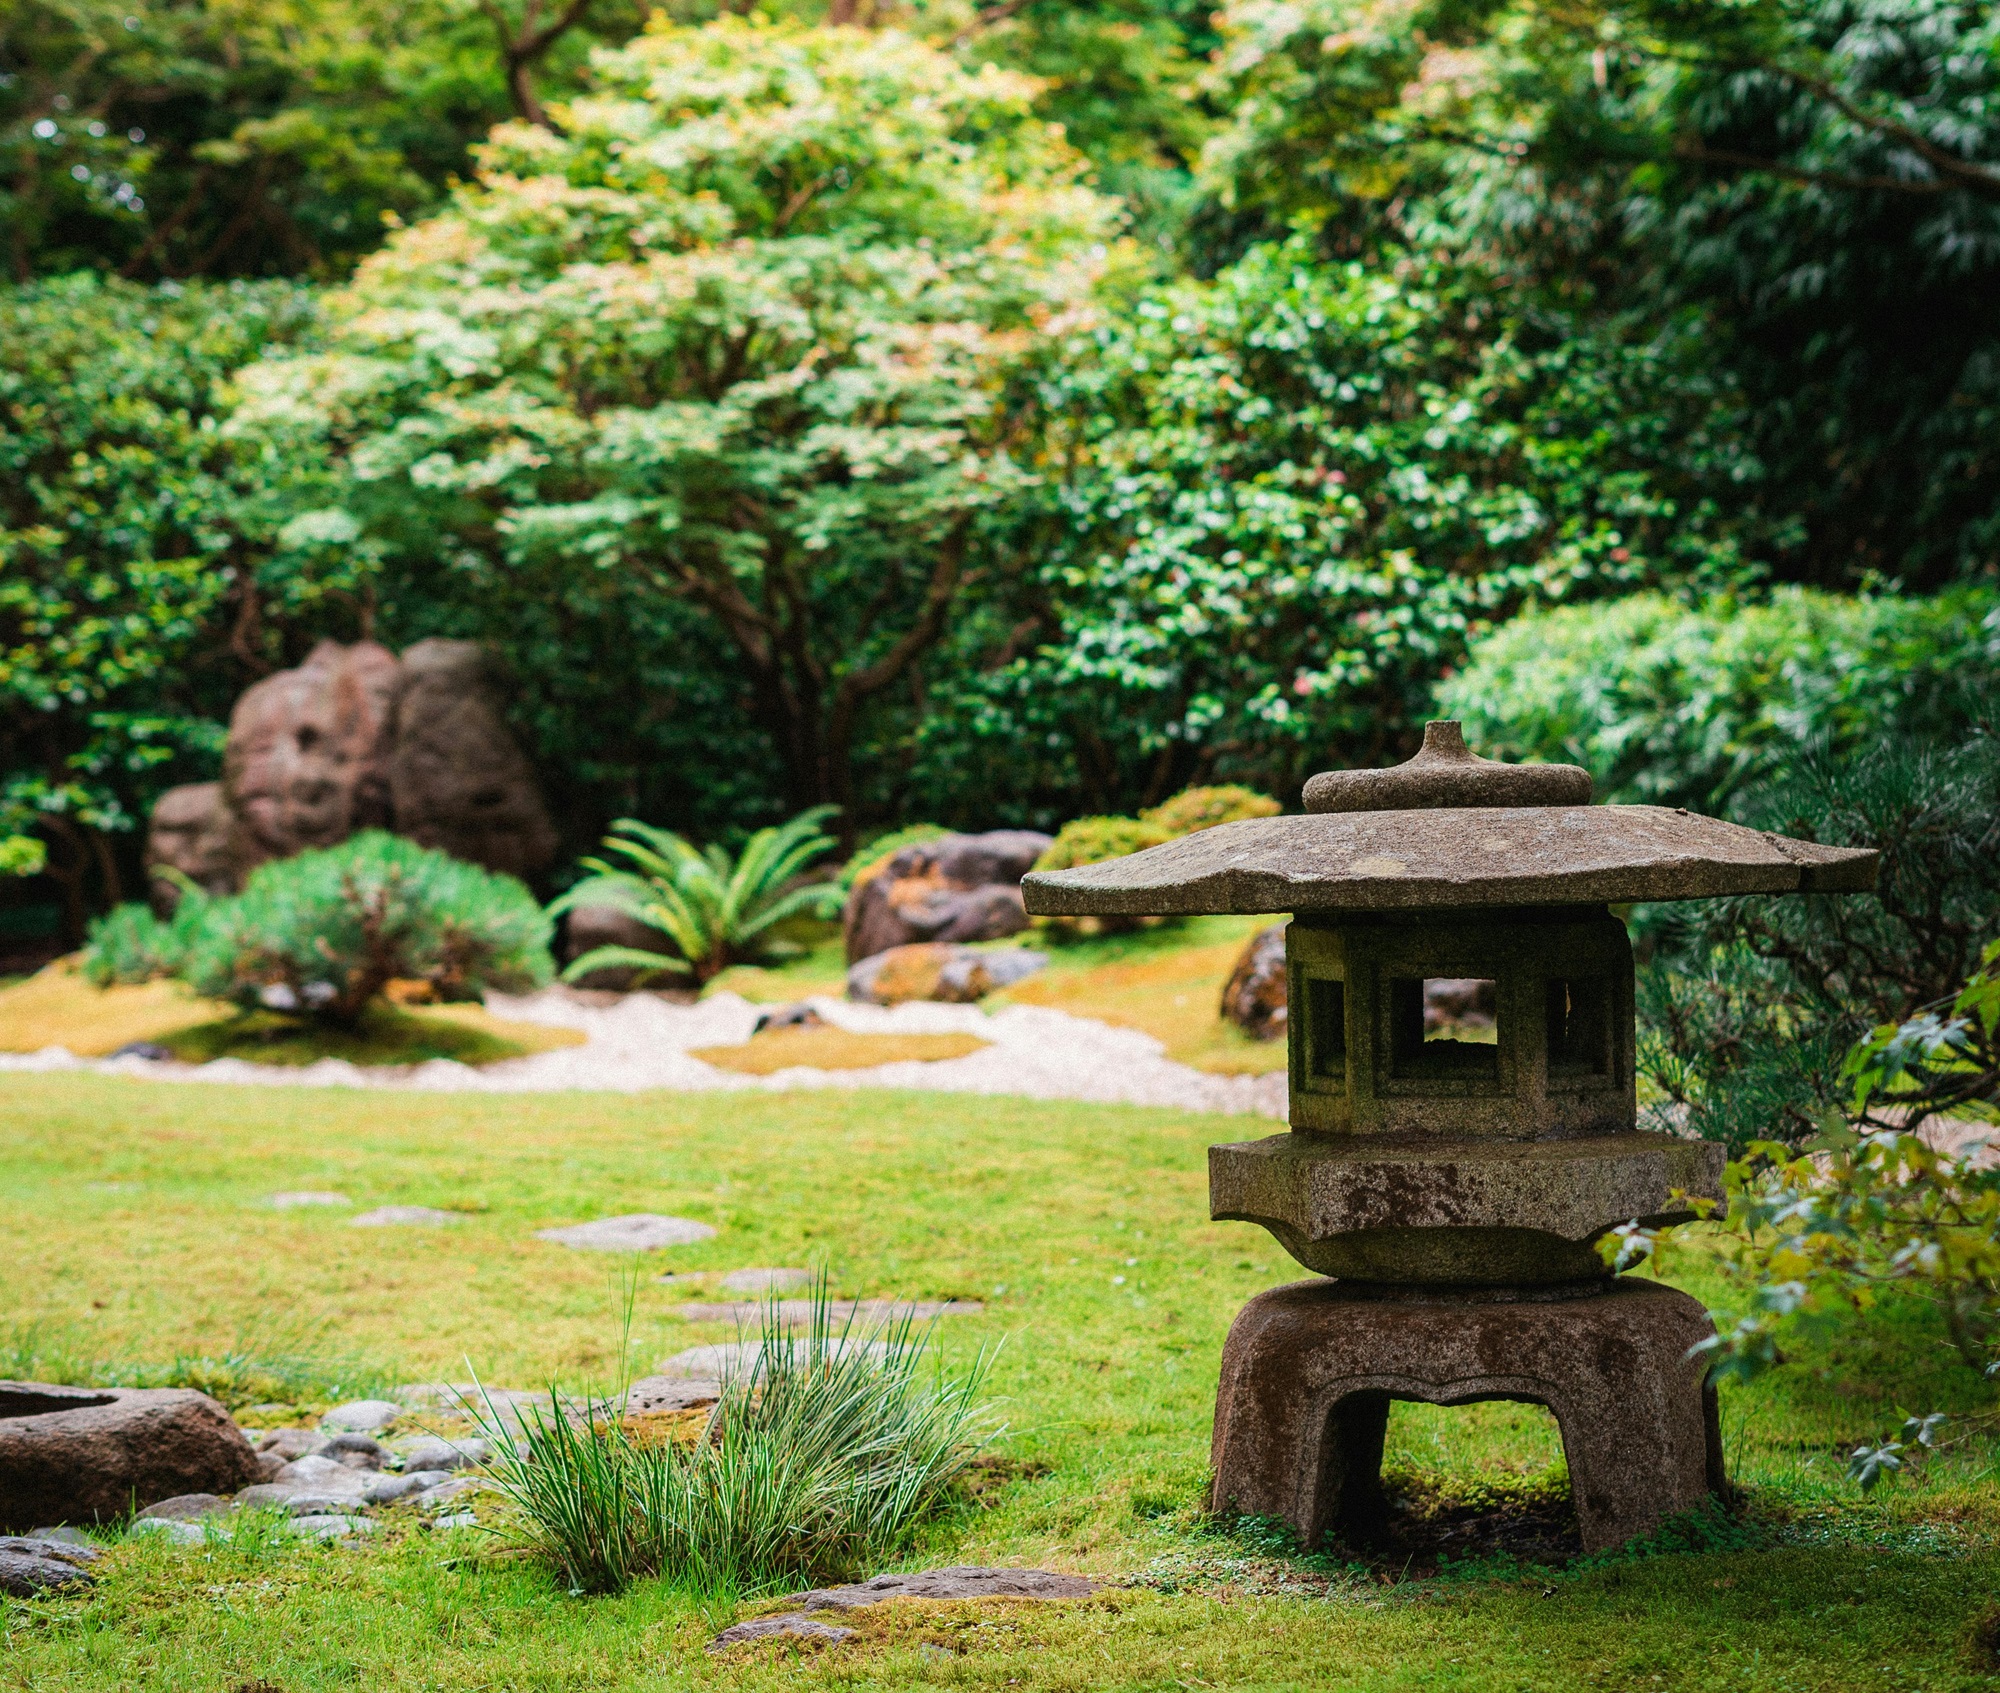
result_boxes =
[4,0,1996,912]
[550,807,842,985]
[85,831,552,1022]
[0,273,319,935]
[229,18,1121,829]
[1439,587,2000,811]
[1637,735,2000,1151]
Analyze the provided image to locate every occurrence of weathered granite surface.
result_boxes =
[1210,1277,1722,1555]
[1304,721,1594,813]
[1209,1132,1725,1285]
[1021,806,1877,915]
[0,1382,260,1531]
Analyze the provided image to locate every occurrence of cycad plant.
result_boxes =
[549,807,842,985]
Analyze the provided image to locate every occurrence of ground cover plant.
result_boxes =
[3,1072,1999,1688]
[0,957,581,1065]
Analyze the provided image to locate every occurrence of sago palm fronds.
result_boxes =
[548,805,842,984]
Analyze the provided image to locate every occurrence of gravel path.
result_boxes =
[0,989,1288,1118]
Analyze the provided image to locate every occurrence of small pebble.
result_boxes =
[268,1191,349,1209]
[127,1518,204,1545]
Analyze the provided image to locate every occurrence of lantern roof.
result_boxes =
[1019,722,1877,918]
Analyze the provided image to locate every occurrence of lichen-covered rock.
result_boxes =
[0,1382,259,1531]
[387,639,558,880]
[846,942,1046,1005]
[1221,923,1288,1041]
[0,1535,101,1596]
[223,639,401,875]
[150,638,557,895]
[842,831,1051,965]
[144,781,236,906]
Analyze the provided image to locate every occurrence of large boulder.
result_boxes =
[1221,924,1289,1041]
[0,1381,260,1531]
[222,639,400,873]
[387,639,558,879]
[144,781,236,907]
[843,830,1051,965]
[846,942,1046,1005]
[150,638,557,898]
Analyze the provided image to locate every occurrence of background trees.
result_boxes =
[1,0,1995,918]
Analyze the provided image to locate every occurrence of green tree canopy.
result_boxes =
[234,17,1123,829]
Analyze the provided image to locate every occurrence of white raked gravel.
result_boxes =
[0,989,1288,1118]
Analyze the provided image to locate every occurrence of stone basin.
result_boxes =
[1208,1131,1726,1287]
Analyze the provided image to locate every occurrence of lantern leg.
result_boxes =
[1210,1278,1723,1556]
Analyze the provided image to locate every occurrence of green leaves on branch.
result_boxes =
[551,808,843,987]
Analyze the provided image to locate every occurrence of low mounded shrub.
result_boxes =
[1033,815,1175,875]
[1436,587,2000,812]
[1140,785,1279,835]
[83,832,552,1024]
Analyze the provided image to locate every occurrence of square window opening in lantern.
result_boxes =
[1390,977,1499,1080]
[1304,976,1347,1087]
[1547,976,1611,1079]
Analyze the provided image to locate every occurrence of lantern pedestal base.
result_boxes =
[1210,1277,1724,1556]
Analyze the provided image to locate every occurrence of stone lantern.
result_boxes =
[1021,723,1876,1553]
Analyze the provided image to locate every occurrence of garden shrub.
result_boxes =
[549,809,842,986]
[81,884,212,987]
[1437,587,2000,813]
[177,833,550,1024]
[1637,735,2000,1151]
[1141,786,1281,834]
[1033,816,1176,874]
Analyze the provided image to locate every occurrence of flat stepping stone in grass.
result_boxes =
[659,1339,888,1379]
[319,1399,404,1434]
[708,1567,1100,1651]
[351,1205,462,1227]
[668,1299,982,1326]
[709,1614,856,1651]
[718,1267,813,1294]
[783,1566,1101,1610]
[269,1191,349,1208]
[624,1375,723,1414]
[535,1214,716,1251]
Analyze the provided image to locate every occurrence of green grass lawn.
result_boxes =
[3,1072,1998,1690]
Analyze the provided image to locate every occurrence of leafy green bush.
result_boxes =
[1637,736,2000,1151]
[0,836,45,877]
[1437,588,2000,812]
[81,884,212,987]
[481,1289,990,1598]
[1141,786,1280,835]
[551,809,842,987]
[169,833,550,1025]
[1033,817,1176,874]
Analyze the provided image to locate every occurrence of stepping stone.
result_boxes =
[667,1299,981,1326]
[269,1191,349,1209]
[318,1400,403,1434]
[351,1206,461,1227]
[709,1614,856,1651]
[659,1339,888,1379]
[624,1375,723,1414]
[784,1566,1100,1610]
[535,1214,716,1251]
[127,1518,204,1545]
[290,1514,373,1541]
[719,1267,813,1294]
[137,1493,231,1523]
[0,1537,99,1596]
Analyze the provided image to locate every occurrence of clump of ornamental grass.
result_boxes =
[477,1286,994,1599]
